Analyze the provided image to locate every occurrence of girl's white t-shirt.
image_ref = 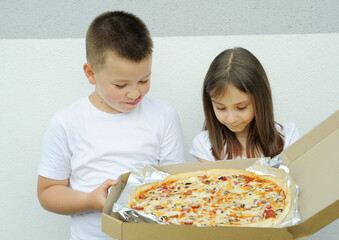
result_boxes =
[189,123,300,161]
[38,96,185,240]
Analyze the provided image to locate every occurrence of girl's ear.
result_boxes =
[83,63,96,85]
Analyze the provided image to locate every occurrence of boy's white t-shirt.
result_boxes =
[38,96,185,240]
[189,123,300,161]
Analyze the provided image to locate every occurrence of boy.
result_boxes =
[37,11,185,239]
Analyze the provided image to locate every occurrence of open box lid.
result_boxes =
[282,110,339,238]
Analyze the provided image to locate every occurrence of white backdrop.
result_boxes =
[0,34,338,239]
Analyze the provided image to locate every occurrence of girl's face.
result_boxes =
[211,84,254,138]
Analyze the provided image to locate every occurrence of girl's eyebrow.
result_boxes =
[211,100,250,105]
[234,100,250,105]
[211,99,223,105]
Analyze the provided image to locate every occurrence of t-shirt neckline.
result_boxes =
[86,96,136,118]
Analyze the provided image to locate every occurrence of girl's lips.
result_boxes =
[227,124,242,129]
[125,96,142,105]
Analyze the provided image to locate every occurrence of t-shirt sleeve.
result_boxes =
[158,105,185,165]
[38,114,72,180]
[283,123,300,149]
[189,131,214,162]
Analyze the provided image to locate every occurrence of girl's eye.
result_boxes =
[217,107,226,111]
[237,106,247,110]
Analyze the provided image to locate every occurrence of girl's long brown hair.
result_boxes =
[202,47,284,160]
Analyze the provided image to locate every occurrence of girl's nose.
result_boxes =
[226,111,238,124]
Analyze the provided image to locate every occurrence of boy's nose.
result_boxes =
[126,88,140,99]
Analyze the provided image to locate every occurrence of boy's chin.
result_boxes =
[110,100,142,113]
[104,105,137,114]
[119,104,139,113]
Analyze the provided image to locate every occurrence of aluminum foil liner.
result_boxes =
[112,156,301,227]
[245,155,301,227]
[113,165,169,224]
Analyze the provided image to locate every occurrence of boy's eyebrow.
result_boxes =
[113,72,152,82]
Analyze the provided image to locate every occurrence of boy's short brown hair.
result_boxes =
[86,11,153,69]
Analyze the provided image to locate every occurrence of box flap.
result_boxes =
[102,174,129,239]
[102,213,123,239]
[288,200,339,239]
[156,158,259,174]
[103,174,128,215]
[285,110,339,237]
[282,110,339,166]
[122,223,293,240]
[289,121,339,221]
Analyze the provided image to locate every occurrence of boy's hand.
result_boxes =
[37,176,119,215]
[88,179,119,212]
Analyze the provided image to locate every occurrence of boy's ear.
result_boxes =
[83,63,96,85]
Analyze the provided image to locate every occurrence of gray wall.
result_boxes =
[1,0,338,39]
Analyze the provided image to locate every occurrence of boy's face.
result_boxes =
[85,52,152,114]
[211,84,254,139]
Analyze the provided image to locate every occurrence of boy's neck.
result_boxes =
[89,92,120,114]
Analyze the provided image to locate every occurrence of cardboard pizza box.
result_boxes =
[102,110,339,240]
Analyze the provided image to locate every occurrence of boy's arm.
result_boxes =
[37,176,118,215]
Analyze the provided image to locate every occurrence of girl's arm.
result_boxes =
[37,176,118,215]
[197,158,211,163]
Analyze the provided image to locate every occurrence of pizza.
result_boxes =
[127,168,291,227]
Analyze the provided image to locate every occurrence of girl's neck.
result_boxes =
[235,125,250,156]
[235,131,248,143]
[236,135,247,156]
[236,135,262,158]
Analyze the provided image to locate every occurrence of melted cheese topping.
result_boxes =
[130,173,286,226]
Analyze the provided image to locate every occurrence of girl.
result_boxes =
[190,47,299,162]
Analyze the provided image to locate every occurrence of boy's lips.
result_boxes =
[125,96,142,105]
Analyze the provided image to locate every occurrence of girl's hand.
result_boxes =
[88,179,119,212]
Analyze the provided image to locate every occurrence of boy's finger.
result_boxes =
[104,179,119,187]
[112,180,119,185]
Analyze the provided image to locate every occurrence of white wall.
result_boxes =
[0,34,338,239]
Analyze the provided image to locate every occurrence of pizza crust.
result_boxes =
[161,170,206,183]
[257,174,292,226]
[207,168,254,177]
[127,182,159,208]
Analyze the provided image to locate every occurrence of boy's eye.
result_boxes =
[140,79,149,84]
[114,84,127,88]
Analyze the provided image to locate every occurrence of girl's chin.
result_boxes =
[227,125,248,135]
